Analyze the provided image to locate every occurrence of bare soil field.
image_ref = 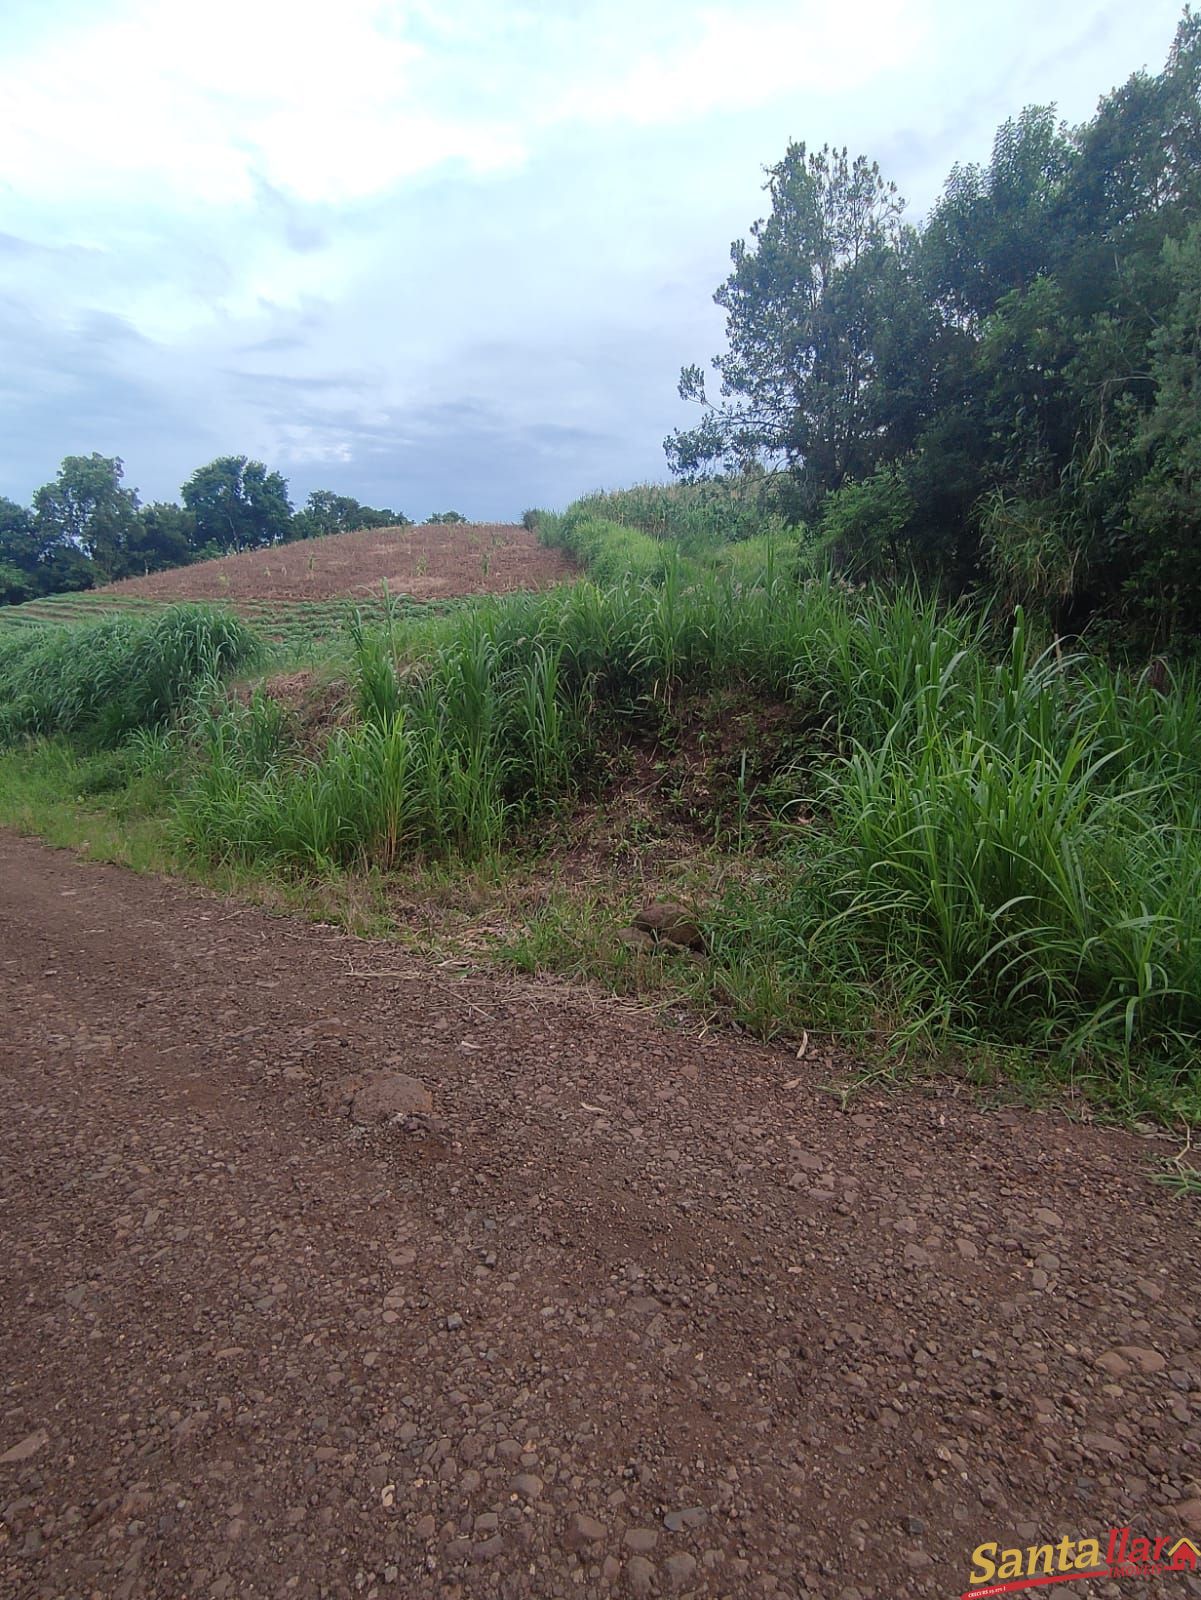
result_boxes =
[1,832,1199,1600]
[98,523,576,606]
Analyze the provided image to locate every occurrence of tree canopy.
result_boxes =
[181,456,293,553]
[0,455,415,604]
[32,454,140,579]
[290,491,410,541]
[668,8,1201,644]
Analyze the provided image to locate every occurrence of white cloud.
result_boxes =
[556,1,933,128]
[0,0,524,210]
[0,0,1190,512]
[276,430,355,466]
[0,0,929,216]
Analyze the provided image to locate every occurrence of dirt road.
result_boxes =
[1,834,1197,1599]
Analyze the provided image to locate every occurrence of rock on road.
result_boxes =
[0,833,1197,1599]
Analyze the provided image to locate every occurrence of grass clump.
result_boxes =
[173,603,596,873]
[704,610,1201,1117]
[0,606,261,746]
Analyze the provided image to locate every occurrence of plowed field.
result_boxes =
[101,522,576,604]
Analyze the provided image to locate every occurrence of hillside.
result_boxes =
[97,521,575,604]
[0,522,579,648]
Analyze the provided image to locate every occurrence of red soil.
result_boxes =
[98,524,576,605]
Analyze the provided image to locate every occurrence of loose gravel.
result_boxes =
[1,834,1197,1599]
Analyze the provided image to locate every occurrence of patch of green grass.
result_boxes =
[560,478,792,553]
[161,570,1201,1114]
[0,739,178,872]
[3,528,1200,1123]
[0,606,261,746]
[0,589,466,657]
[537,510,676,586]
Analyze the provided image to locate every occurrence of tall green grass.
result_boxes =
[2,545,1195,1113]
[703,608,1201,1111]
[537,510,674,586]
[170,574,1201,1110]
[561,478,792,553]
[175,600,597,871]
[536,495,798,597]
[176,564,828,874]
[0,607,261,746]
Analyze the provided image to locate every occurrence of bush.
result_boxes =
[817,464,916,579]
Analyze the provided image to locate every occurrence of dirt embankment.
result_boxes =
[0,833,1198,1599]
[97,523,577,605]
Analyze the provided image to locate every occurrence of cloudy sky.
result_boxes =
[0,0,1189,521]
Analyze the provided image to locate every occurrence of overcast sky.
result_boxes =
[0,0,1189,521]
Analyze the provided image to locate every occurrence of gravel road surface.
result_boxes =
[1,834,1197,1599]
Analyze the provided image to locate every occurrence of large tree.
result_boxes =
[665,144,936,513]
[32,454,139,581]
[181,456,292,552]
[128,503,197,574]
[0,498,37,603]
[0,497,36,574]
[921,107,1074,328]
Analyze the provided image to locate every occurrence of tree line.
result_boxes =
[668,9,1201,646]
[0,454,421,604]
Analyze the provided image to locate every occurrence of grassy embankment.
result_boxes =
[0,491,1198,1125]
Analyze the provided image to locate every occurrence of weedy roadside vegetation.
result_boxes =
[0,606,260,745]
[0,510,1198,1123]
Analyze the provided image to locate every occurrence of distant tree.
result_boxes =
[0,491,96,601]
[39,544,96,595]
[181,456,293,552]
[32,454,138,580]
[0,559,35,605]
[428,510,468,524]
[356,503,408,529]
[289,491,410,540]
[127,503,196,574]
[295,491,358,539]
[0,496,37,578]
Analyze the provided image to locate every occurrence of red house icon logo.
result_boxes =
[1170,1538,1200,1572]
